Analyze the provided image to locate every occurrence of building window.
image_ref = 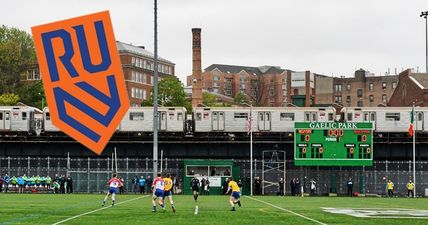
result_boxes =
[346,84,351,91]
[382,82,387,89]
[334,84,342,92]
[357,89,363,97]
[392,82,397,89]
[369,83,374,90]
[280,113,294,121]
[334,96,342,103]
[346,96,351,103]
[382,94,387,104]
[143,89,147,100]
[385,113,400,121]
[357,101,363,107]
[213,75,220,81]
[369,95,374,102]
[130,112,144,121]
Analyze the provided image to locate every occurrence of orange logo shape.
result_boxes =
[32,11,129,155]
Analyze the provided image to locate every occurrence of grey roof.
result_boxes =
[205,64,262,75]
[116,41,175,65]
[410,73,428,89]
[204,64,285,75]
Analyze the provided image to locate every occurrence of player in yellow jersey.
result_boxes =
[225,177,241,211]
[163,173,176,212]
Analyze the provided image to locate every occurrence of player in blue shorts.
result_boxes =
[152,173,165,212]
[102,174,122,207]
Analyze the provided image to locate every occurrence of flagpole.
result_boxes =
[413,103,416,198]
[250,103,253,196]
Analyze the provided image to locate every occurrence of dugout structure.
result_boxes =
[183,160,240,195]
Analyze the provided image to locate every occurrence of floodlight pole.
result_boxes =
[412,103,416,198]
[421,11,428,73]
[153,0,159,177]
[242,102,253,196]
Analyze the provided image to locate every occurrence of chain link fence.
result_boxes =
[1,156,427,196]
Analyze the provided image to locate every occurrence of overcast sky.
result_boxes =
[1,0,427,83]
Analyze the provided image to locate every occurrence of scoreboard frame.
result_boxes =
[294,122,373,166]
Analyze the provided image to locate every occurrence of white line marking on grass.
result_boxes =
[245,196,327,225]
[52,195,149,225]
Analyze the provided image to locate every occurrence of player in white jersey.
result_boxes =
[102,174,122,207]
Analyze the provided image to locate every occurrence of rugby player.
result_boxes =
[225,177,241,211]
[102,174,122,207]
[163,173,176,212]
[152,173,165,212]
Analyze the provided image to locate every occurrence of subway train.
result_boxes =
[0,105,424,135]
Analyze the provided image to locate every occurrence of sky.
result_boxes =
[1,0,427,83]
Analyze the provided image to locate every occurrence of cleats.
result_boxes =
[172,206,176,213]
[101,201,105,207]
[237,200,241,207]
[231,207,236,211]
[112,201,115,207]
[194,205,199,215]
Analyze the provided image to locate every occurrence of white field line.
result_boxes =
[245,196,327,225]
[52,195,149,225]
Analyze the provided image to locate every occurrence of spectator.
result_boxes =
[66,176,73,194]
[295,178,301,196]
[132,176,139,193]
[11,176,17,190]
[310,179,316,196]
[119,177,125,194]
[224,169,231,176]
[53,180,60,194]
[222,178,229,195]
[3,174,10,192]
[204,178,210,195]
[0,175,4,192]
[407,180,414,198]
[347,178,353,197]
[35,175,41,189]
[255,177,261,195]
[46,176,52,190]
[210,168,216,176]
[138,176,146,194]
[201,178,206,195]
[59,175,66,194]
[387,179,394,197]
[146,176,152,193]
[237,179,243,192]
[173,177,178,194]
[17,175,25,193]
[290,178,296,196]
[278,178,285,196]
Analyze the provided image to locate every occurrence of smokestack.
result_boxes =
[192,28,202,108]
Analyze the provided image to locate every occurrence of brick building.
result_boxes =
[21,41,176,107]
[388,69,428,106]
[332,69,398,107]
[116,41,175,106]
[187,64,326,107]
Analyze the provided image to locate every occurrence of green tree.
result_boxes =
[202,92,217,107]
[141,76,188,108]
[234,92,249,105]
[0,93,19,105]
[0,25,36,93]
[17,80,45,109]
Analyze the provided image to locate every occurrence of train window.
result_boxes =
[234,113,248,120]
[259,113,264,121]
[280,113,294,121]
[177,113,183,121]
[385,113,400,121]
[328,113,333,121]
[5,112,9,120]
[22,112,27,120]
[312,113,316,121]
[45,112,50,120]
[371,113,375,121]
[130,112,144,121]
[305,113,310,121]
[196,113,202,121]
[0,112,2,120]
[347,113,353,121]
[418,113,423,121]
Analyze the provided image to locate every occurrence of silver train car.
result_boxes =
[0,106,40,133]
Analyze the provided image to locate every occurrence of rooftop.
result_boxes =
[116,41,175,65]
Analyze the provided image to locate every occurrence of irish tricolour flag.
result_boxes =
[408,106,414,137]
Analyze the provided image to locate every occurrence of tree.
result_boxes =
[0,93,19,105]
[141,76,188,108]
[0,25,36,93]
[17,80,45,109]
[234,92,249,105]
[202,92,217,107]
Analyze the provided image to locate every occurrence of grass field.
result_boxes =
[1,194,428,225]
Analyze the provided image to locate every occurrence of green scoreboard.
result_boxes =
[294,122,373,166]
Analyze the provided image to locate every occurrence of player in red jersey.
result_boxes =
[151,173,165,212]
[102,174,122,207]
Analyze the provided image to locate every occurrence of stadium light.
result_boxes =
[421,11,428,73]
[153,0,159,177]
[241,101,253,196]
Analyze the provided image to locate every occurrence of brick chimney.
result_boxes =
[191,28,202,108]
